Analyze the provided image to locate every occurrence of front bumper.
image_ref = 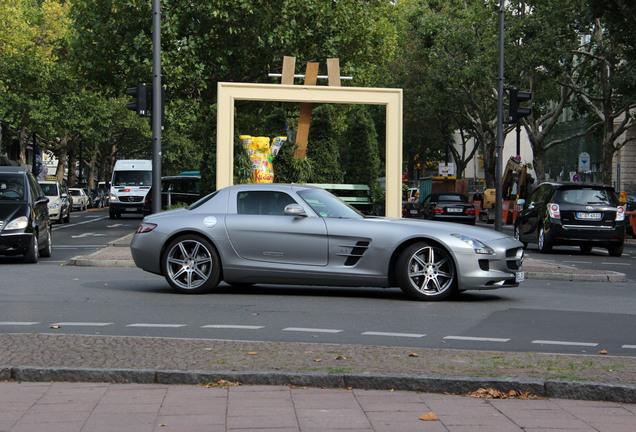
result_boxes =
[0,233,32,256]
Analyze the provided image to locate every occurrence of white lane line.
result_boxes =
[126,323,186,328]
[532,340,598,347]
[52,216,109,230]
[0,322,40,326]
[601,262,630,266]
[444,336,510,342]
[51,322,113,327]
[283,327,343,334]
[362,331,425,338]
[622,345,636,349]
[201,325,264,329]
[563,261,591,264]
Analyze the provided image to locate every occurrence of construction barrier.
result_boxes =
[501,201,510,225]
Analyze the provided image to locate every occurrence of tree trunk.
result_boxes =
[55,134,68,182]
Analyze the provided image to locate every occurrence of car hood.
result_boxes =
[0,202,28,223]
[365,216,512,241]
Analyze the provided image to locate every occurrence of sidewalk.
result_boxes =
[1,235,632,431]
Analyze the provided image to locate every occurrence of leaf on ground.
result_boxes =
[468,387,540,399]
[409,352,419,357]
[419,412,438,421]
[201,379,240,388]
[335,355,347,360]
[247,351,258,355]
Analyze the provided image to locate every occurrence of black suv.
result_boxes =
[0,166,52,262]
[514,182,626,257]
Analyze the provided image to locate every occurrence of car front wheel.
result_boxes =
[23,232,39,263]
[162,235,221,294]
[396,242,456,301]
[538,226,552,253]
[40,226,52,258]
[513,223,527,248]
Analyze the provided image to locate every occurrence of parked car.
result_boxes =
[514,182,626,256]
[61,183,73,212]
[87,188,105,208]
[69,187,90,211]
[131,183,525,301]
[0,166,52,262]
[38,179,70,223]
[421,193,476,225]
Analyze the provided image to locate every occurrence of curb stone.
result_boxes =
[4,366,635,403]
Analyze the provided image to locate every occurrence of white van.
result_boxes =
[109,160,152,219]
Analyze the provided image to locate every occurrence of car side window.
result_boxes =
[237,191,297,215]
[27,174,41,202]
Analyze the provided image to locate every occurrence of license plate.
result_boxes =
[576,212,601,220]
[446,208,462,213]
[125,207,137,212]
[410,210,418,214]
[516,271,525,283]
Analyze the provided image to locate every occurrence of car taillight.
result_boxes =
[433,207,444,214]
[136,222,157,233]
[616,205,625,221]
[466,208,475,215]
[548,203,560,219]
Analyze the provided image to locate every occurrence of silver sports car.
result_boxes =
[130,183,525,301]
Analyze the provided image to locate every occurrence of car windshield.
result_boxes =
[556,188,616,205]
[40,183,58,196]
[436,194,467,202]
[113,170,152,186]
[0,175,26,201]
[298,188,363,218]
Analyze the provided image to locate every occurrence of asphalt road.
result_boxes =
[1,209,634,357]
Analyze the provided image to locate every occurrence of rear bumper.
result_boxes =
[548,221,625,246]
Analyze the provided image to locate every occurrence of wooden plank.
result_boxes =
[281,56,296,85]
[294,62,319,159]
[327,58,341,87]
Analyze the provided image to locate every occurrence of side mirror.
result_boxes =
[284,204,307,217]
[61,193,68,198]
[36,196,50,205]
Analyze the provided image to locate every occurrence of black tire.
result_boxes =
[109,209,116,219]
[513,223,527,248]
[580,245,593,254]
[538,226,552,253]
[39,226,52,258]
[23,232,39,263]
[161,235,221,294]
[608,243,624,257]
[396,242,456,301]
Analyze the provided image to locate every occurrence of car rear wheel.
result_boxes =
[396,242,456,301]
[608,243,623,257]
[538,226,552,253]
[23,232,39,263]
[162,235,221,294]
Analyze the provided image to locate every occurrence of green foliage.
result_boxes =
[307,105,342,183]
[341,106,380,190]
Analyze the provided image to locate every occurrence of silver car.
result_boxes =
[131,184,525,301]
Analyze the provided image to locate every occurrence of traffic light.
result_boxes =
[507,88,532,123]
[125,83,149,117]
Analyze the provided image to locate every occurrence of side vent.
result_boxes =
[337,241,370,266]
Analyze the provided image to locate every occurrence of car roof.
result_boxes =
[0,166,27,174]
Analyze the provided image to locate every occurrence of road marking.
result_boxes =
[0,322,40,326]
[201,325,264,329]
[283,327,343,334]
[532,340,598,347]
[53,245,107,248]
[51,322,113,327]
[563,261,591,264]
[444,336,510,342]
[362,331,425,338]
[52,216,109,230]
[601,262,630,266]
[71,232,106,238]
[622,345,636,349]
[126,323,186,328]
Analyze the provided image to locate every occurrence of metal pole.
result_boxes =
[516,122,521,158]
[495,1,505,232]
[151,0,162,214]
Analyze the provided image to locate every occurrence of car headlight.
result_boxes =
[49,201,60,209]
[451,233,495,255]
[5,216,29,230]
[109,193,119,202]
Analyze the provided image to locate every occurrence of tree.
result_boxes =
[341,106,380,189]
[307,105,341,183]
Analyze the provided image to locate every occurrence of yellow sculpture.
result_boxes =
[239,135,287,183]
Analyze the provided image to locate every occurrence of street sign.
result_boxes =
[578,152,591,172]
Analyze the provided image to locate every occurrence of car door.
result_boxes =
[518,184,550,240]
[225,190,329,265]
